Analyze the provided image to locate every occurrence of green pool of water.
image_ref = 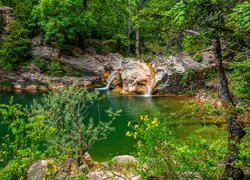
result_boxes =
[0,91,202,162]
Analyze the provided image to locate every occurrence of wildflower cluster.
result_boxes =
[126,115,176,178]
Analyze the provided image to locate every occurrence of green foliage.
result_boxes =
[229,1,250,32]
[47,59,62,76]
[182,35,207,55]
[0,21,31,70]
[32,0,95,46]
[29,87,121,161]
[181,68,196,87]
[0,80,13,87]
[0,88,121,178]
[237,127,250,172]
[175,126,227,179]
[0,98,52,179]
[30,56,48,72]
[127,115,177,179]
[229,56,250,105]
[193,53,203,62]
[126,114,232,179]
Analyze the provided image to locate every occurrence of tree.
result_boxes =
[0,21,31,70]
[160,0,248,179]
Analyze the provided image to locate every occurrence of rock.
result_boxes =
[31,36,59,59]
[79,152,92,167]
[59,55,105,76]
[0,6,14,38]
[27,159,53,180]
[199,51,215,66]
[104,53,123,71]
[153,55,206,93]
[24,85,37,91]
[32,45,60,60]
[86,171,127,180]
[59,158,75,174]
[112,155,137,164]
[13,84,22,90]
[31,35,43,47]
[121,58,151,94]
[38,85,48,91]
[132,175,142,180]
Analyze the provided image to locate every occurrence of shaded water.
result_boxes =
[0,91,202,162]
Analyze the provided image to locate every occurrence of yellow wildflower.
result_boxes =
[137,152,141,156]
[151,117,158,125]
[127,121,131,126]
[137,140,142,147]
[134,132,138,139]
[140,115,143,120]
[46,168,50,175]
[126,131,131,137]
[49,159,54,165]
[53,164,57,171]
[134,124,139,128]
[144,115,148,121]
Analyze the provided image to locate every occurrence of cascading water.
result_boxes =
[144,78,154,97]
[95,71,117,91]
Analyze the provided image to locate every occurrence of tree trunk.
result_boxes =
[128,0,132,53]
[135,0,144,56]
[136,27,140,56]
[213,38,246,180]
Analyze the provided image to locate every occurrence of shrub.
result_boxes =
[127,114,230,179]
[30,56,47,71]
[0,87,121,178]
[29,87,121,164]
[126,115,177,179]
[0,21,31,70]
[47,59,63,76]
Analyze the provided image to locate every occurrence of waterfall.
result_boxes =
[95,71,117,91]
[144,78,154,97]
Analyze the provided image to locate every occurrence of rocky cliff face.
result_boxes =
[1,34,211,94]
[0,6,14,39]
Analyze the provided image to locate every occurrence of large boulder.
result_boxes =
[153,55,206,93]
[121,58,151,94]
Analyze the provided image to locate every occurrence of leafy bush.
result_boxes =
[229,57,250,105]
[30,56,47,71]
[126,114,233,179]
[29,87,121,163]
[0,87,120,178]
[126,115,177,179]
[47,59,62,76]
[0,99,51,179]
[0,21,31,70]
